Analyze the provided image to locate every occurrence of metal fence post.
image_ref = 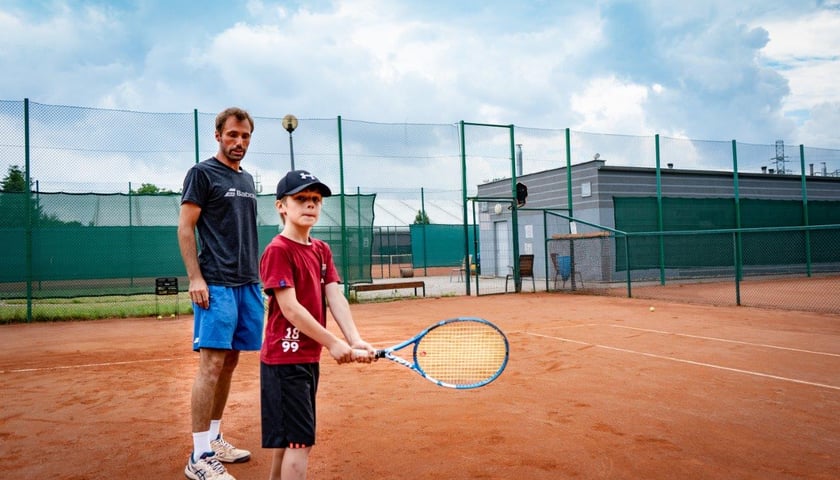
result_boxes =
[800,144,812,277]
[24,98,32,323]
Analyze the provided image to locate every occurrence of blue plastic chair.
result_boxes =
[551,253,581,289]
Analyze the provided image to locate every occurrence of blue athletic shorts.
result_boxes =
[192,284,264,351]
[261,362,320,449]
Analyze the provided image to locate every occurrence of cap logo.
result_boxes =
[299,172,316,180]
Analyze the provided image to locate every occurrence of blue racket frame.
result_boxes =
[375,317,510,389]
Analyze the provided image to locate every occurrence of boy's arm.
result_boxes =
[325,282,375,362]
[272,286,355,364]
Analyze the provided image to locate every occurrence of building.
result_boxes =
[476,159,840,284]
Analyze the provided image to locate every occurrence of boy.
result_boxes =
[259,170,375,480]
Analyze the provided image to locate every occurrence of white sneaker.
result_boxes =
[211,435,251,463]
[185,451,236,480]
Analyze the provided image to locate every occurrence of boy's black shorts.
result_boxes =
[261,362,320,448]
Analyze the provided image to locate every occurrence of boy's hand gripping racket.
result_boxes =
[369,317,509,389]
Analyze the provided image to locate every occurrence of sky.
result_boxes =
[1,0,839,192]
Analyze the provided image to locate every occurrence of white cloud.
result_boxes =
[570,76,651,135]
[753,8,840,145]
[799,102,840,147]
[759,10,840,59]
[2,0,839,190]
[780,60,840,112]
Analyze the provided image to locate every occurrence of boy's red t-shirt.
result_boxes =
[259,235,340,364]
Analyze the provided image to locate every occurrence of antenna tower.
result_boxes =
[771,140,789,174]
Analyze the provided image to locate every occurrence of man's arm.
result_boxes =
[177,202,209,309]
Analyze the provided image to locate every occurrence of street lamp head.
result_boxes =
[282,114,298,133]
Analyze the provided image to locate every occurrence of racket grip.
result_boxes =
[352,349,374,360]
[352,349,385,360]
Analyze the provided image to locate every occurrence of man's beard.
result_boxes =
[227,146,246,160]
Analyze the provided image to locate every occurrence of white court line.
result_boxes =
[0,357,178,374]
[507,324,599,336]
[525,331,840,391]
[608,324,840,358]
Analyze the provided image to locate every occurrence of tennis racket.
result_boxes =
[366,317,509,389]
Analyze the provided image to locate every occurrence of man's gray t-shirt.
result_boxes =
[181,157,260,286]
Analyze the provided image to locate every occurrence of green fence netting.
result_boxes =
[613,197,840,271]
[0,192,374,298]
[409,223,477,268]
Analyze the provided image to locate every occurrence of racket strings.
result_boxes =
[415,322,507,386]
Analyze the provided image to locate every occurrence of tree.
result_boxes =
[0,165,69,226]
[132,183,176,194]
[1,165,27,192]
[0,165,33,226]
[413,209,430,224]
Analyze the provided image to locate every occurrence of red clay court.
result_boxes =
[1,293,838,479]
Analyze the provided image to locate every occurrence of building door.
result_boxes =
[494,221,510,277]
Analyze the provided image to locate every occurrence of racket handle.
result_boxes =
[351,349,385,360]
[352,349,374,360]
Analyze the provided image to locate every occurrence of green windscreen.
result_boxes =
[0,192,374,297]
[613,197,840,270]
[409,223,477,268]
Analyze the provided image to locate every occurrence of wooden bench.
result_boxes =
[350,280,426,297]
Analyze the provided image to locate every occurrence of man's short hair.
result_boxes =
[215,107,255,133]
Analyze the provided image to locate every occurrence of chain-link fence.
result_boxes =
[613,225,840,313]
[3,99,840,320]
[540,215,840,314]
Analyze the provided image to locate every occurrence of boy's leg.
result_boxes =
[262,363,319,479]
[268,448,311,480]
[268,449,284,480]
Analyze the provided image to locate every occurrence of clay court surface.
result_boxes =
[1,294,838,479]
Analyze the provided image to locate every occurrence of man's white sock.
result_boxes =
[209,419,221,440]
[192,431,212,462]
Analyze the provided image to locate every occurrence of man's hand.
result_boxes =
[189,277,210,310]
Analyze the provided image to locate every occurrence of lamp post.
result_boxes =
[282,114,299,170]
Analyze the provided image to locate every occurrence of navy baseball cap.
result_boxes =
[276,170,332,199]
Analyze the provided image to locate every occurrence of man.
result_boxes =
[178,107,264,480]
